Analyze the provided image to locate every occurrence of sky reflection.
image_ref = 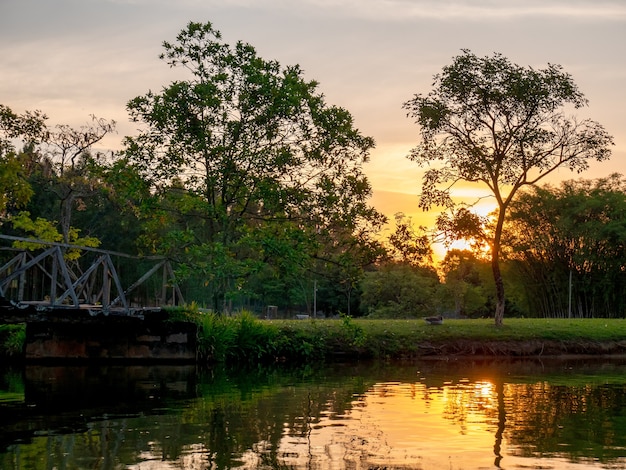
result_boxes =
[274,374,625,470]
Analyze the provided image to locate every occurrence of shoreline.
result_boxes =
[3,316,626,364]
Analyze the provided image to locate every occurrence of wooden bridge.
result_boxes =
[0,235,196,361]
[0,234,184,320]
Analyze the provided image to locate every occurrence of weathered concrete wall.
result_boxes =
[25,314,197,361]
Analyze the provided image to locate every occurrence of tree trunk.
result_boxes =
[492,252,505,326]
[492,210,506,327]
[60,190,75,245]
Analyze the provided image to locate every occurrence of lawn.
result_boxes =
[275,317,626,341]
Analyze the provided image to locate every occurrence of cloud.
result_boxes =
[97,0,626,21]
[128,0,626,22]
[319,0,626,21]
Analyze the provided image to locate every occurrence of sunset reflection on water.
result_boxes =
[3,361,626,470]
[273,372,619,470]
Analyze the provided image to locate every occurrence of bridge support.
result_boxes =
[21,309,197,362]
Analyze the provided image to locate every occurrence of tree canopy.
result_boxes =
[404,50,614,325]
[0,105,48,214]
[506,174,626,318]
[124,21,386,311]
[4,37,625,320]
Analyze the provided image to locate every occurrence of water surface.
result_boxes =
[2,358,626,469]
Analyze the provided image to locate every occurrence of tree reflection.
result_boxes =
[504,381,626,463]
[2,360,626,469]
[493,379,505,468]
[433,361,626,467]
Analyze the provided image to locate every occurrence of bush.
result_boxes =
[361,263,440,318]
[0,324,26,357]
[165,306,281,364]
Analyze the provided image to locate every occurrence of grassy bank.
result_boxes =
[171,308,626,363]
[3,311,626,363]
[271,316,626,360]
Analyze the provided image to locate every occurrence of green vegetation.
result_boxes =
[3,312,626,364]
[0,324,25,358]
[404,50,613,326]
[166,308,626,363]
[506,175,626,318]
[271,317,626,359]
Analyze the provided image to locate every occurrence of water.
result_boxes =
[2,358,626,469]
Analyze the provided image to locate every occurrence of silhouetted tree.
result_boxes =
[404,50,613,325]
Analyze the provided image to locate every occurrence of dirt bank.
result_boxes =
[415,338,626,357]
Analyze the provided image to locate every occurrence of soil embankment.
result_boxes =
[414,338,626,358]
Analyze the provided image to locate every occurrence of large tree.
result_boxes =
[125,21,385,310]
[404,50,613,326]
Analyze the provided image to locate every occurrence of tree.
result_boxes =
[403,50,614,326]
[44,116,116,244]
[360,262,440,318]
[386,212,432,266]
[0,105,48,215]
[0,105,47,156]
[505,175,626,318]
[125,21,385,310]
[1,107,117,246]
[438,249,493,318]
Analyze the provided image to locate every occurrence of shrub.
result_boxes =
[0,324,26,357]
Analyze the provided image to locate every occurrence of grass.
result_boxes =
[273,317,626,342]
[348,318,626,342]
[269,317,626,360]
[3,312,626,364]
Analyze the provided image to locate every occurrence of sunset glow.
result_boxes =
[1,0,624,259]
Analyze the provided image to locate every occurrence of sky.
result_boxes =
[1,0,625,245]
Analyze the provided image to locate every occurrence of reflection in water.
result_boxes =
[1,359,626,469]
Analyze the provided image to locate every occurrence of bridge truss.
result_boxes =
[0,235,184,316]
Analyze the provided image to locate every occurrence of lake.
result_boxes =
[2,357,626,469]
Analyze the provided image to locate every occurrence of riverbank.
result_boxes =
[271,316,626,360]
[126,312,626,362]
[3,313,626,363]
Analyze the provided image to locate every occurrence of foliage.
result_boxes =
[271,317,626,359]
[0,105,48,156]
[43,116,116,245]
[0,152,34,215]
[1,107,117,261]
[196,311,239,363]
[166,305,281,363]
[0,324,26,357]
[438,249,493,318]
[340,313,366,347]
[360,262,440,318]
[386,212,432,265]
[435,208,489,252]
[403,50,614,325]
[9,211,100,261]
[0,105,48,214]
[0,21,385,316]
[125,21,385,311]
[505,175,626,318]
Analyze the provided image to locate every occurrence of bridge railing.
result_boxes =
[0,235,184,315]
